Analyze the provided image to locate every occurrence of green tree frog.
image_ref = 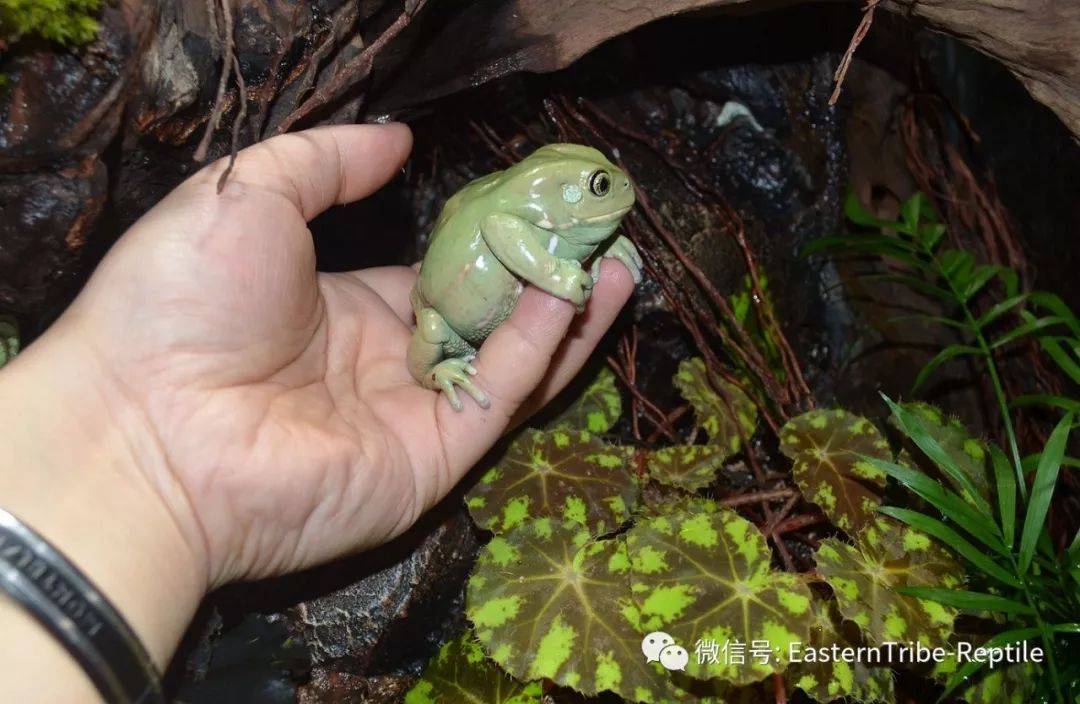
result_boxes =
[408,143,641,410]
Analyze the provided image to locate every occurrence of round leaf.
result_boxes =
[547,366,622,433]
[816,516,962,648]
[787,598,895,703]
[780,409,889,534]
[466,519,687,702]
[646,445,727,491]
[934,653,1036,704]
[674,358,757,454]
[466,429,637,535]
[625,503,814,685]
[405,630,542,704]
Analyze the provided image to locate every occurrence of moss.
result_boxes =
[0,0,103,48]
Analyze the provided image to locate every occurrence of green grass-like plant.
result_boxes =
[871,399,1078,703]
[809,191,1080,702]
[805,191,1080,497]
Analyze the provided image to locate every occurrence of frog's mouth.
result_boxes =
[577,204,634,225]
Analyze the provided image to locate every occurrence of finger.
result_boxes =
[435,288,573,470]
[514,259,635,423]
[436,262,634,474]
[190,123,413,221]
[336,265,417,323]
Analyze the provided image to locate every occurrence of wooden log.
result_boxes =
[883,0,1080,141]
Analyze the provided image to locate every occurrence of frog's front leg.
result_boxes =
[590,234,643,285]
[408,308,490,411]
[480,213,594,310]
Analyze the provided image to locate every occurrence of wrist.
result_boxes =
[0,322,207,668]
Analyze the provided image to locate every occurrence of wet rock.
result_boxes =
[297,671,413,704]
[290,508,480,674]
[0,0,407,320]
[581,15,848,396]
[173,613,307,704]
[0,3,151,313]
[0,3,149,166]
[0,157,106,313]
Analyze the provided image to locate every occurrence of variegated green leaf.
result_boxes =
[787,598,894,703]
[547,366,623,433]
[645,445,727,491]
[466,519,688,703]
[405,630,542,704]
[958,662,1037,704]
[892,402,992,507]
[625,502,814,685]
[933,647,1036,704]
[673,358,757,454]
[0,315,18,369]
[780,409,889,534]
[816,517,962,648]
[465,429,637,536]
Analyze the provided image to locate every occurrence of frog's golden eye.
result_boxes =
[588,170,611,197]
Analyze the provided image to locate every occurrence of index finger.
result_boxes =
[434,262,635,476]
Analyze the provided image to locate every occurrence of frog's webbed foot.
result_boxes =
[430,358,490,411]
[408,305,489,411]
[592,235,644,285]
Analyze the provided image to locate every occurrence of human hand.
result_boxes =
[0,125,634,608]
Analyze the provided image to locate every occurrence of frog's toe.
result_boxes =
[432,359,490,411]
[627,241,644,270]
[466,384,491,409]
[452,375,490,409]
[440,381,464,411]
[620,242,644,283]
[610,244,643,284]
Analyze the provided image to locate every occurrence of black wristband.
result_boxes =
[0,508,166,704]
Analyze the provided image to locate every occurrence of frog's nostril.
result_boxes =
[622,179,630,190]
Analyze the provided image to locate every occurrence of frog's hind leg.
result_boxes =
[408,304,489,411]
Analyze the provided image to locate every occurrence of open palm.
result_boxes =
[53,125,633,586]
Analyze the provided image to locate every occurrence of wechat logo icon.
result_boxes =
[641,631,689,671]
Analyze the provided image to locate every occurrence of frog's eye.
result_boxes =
[588,170,611,197]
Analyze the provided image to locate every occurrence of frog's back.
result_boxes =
[426,172,500,244]
[421,171,502,277]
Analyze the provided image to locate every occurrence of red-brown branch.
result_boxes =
[774,513,829,534]
[194,0,235,163]
[273,0,427,135]
[606,354,680,443]
[829,0,881,106]
[646,405,689,445]
[579,99,814,417]
[216,52,247,193]
[719,488,797,508]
